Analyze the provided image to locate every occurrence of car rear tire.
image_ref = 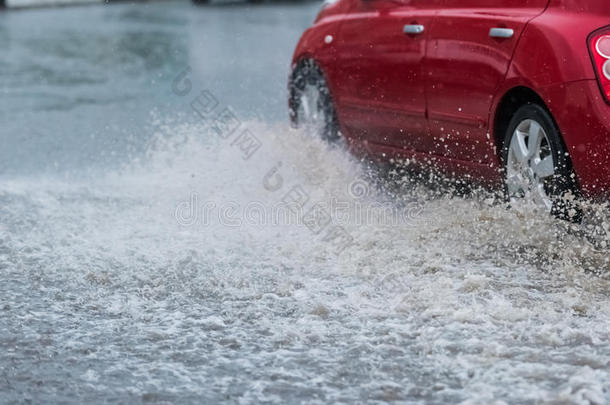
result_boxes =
[502,104,581,222]
[289,59,340,143]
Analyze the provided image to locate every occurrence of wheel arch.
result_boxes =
[491,85,581,193]
[492,86,548,156]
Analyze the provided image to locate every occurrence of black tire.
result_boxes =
[289,59,340,143]
[191,0,210,4]
[501,104,582,222]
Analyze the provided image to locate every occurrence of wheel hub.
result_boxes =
[506,119,556,212]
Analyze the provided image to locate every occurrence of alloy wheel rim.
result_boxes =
[506,119,556,212]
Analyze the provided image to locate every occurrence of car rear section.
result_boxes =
[497,0,610,199]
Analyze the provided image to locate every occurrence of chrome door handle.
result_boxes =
[489,28,514,39]
[404,24,425,35]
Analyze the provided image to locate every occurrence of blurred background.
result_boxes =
[0,0,320,175]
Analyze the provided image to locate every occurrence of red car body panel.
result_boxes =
[333,0,439,151]
[291,0,610,198]
[426,1,549,164]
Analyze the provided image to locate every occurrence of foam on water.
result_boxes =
[1,118,609,403]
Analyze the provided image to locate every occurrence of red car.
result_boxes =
[289,0,610,216]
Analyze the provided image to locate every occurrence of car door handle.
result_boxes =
[404,24,425,35]
[489,28,514,39]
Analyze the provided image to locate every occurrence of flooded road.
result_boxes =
[1,1,609,404]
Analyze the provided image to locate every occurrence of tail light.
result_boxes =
[588,27,610,104]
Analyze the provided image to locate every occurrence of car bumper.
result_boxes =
[545,79,610,199]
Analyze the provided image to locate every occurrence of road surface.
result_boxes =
[1,1,609,403]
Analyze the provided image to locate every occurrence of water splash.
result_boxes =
[1,118,609,403]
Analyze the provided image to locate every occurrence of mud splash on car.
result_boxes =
[1,118,609,403]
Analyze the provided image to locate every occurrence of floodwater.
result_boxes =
[1,1,609,404]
